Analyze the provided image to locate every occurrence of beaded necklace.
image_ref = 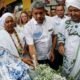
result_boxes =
[10,30,23,54]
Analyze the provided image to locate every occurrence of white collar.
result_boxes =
[56,15,67,19]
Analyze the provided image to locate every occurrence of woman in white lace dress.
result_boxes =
[58,0,80,79]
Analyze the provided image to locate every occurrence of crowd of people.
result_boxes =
[0,0,80,80]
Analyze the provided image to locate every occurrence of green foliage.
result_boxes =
[33,64,67,80]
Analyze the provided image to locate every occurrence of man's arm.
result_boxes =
[49,35,56,62]
[28,45,37,59]
[28,45,38,68]
[52,35,57,51]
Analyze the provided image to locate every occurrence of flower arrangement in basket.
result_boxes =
[32,64,66,80]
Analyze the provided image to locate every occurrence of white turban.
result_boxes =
[0,13,14,28]
[66,0,80,9]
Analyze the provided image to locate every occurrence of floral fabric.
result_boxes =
[58,19,80,79]
[0,47,31,80]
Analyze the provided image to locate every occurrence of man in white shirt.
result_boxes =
[51,5,69,70]
[52,5,68,34]
[23,1,54,68]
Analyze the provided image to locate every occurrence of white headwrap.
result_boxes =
[0,12,14,28]
[66,0,80,9]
